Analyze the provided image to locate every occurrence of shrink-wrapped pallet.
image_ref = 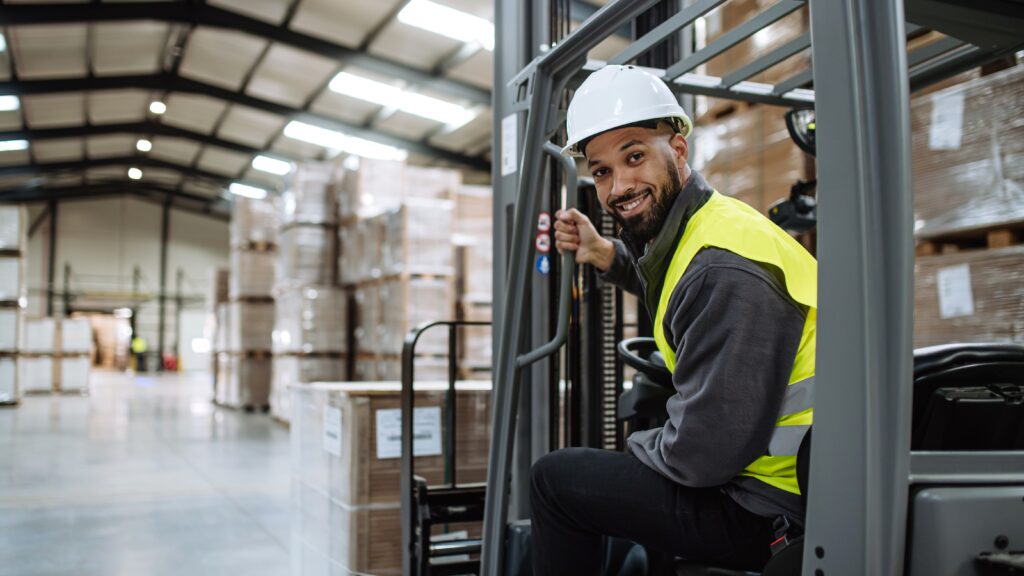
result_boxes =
[218,355,272,409]
[60,318,92,354]
[0,256,23,302]
[911,65,1024,238]
[270,355,347,422]
[282,161,337,226]
[0,356,16,403]
[276,225,338,288]
[231,196,279,248]
[337,158,460,220]
[230,250,276,298]
[377,277,454,356]
[0,205,26,250]
[380,199,454,277]
[354,286,382,355]
[209,267,230,307]
[914,245,1024,348]
[23,318,56,353]
[273,286,347,354]
[58,356,90,393]
[290,382,491,575]
[0,309,20,352]
[20,356,53,393]
[228,301,275,353]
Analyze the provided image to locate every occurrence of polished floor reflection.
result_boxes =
[0,370,291,576]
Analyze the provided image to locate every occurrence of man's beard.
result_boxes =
[610,162,682,246]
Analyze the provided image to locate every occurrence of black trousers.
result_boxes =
[530,447,774,575]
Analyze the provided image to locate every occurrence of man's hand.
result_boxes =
[554,209,615,272]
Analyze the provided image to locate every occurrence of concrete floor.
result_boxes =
[0,370,292,576]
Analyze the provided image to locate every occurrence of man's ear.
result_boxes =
[669,132,688,165]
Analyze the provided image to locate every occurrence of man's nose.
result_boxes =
[612,172,636,199]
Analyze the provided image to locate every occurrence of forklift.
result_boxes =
[401,0,1024,574]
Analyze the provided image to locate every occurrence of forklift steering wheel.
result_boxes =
[618,337,673,387]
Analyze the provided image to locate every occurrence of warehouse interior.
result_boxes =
[0,1,1022,575]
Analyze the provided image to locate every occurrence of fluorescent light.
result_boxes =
[228,182,268,200]
[0,139,28,152]
[0,95,20,112]
[191,337,211,354]
[136,139,152,152]
[0,34,6,53]
[149,101,167,114]
[128,167,143,180]
[283,121,407,161]
[252,155,292,176]
[398,0,494,50]
[113,308,133,319]
[329,71,475,127]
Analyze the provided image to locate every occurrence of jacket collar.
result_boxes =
[620,169,714,314]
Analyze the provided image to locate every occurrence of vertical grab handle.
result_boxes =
[516,142,579,368]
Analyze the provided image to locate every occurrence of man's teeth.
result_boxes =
[620,196,644,211]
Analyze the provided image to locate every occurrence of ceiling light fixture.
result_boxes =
[0,95,21,112]
[136,139,152,152]
[228,182,268,200]
[0,139,28,152]
[329,71,475,127]
[282,121,408,161]
[251,155,293,176]
[128,167,143,180]
[149,101,167,114]
[0,34,7,53]
[397,0,494,51]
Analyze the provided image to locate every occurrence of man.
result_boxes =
[531,65,817,573]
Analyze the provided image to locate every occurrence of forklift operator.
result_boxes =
[535,65,818,573]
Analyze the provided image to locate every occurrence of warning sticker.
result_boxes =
[535,233,551,254]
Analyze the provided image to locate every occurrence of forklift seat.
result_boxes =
[616,339,1024,576]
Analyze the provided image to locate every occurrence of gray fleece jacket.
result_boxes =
[602,170,808,524]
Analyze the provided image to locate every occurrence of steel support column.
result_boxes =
[156,197,171,372]
[45,200,57,317]
[803,1,914,574]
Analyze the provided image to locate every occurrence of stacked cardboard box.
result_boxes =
[21,318,55,393]
[290,381,491,575]
[0,206,25,405]
[340,160,462,382]
[453,185,494,379]
[221,197,279,411]
[910,65,1024,348]
[272,162,348,424]
[57,318,92,394]
[208,267,229,401]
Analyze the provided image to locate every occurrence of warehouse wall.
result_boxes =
[24,196,229,360]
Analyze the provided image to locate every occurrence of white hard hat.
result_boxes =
[562,65,693,157]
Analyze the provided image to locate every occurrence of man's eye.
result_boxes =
[592,168,608,178]
[628,152,644,163]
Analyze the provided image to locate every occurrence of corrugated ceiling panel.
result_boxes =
[239,166,286,190]
[290,0,404,49]
[246,44,337,108]
[23,94,85,128]
[0,150,31,166]
[196,146,250,177]
[0,111,23,131]
[374,110,441,141]
[0,175,33,191]
[32,138,83,163]
[92,22,169,76]
[138,167,182,186]
[207,0,294,25]
[269,133,327,160]
[182,180,225,198]
[85,166,128,183]
[438,0,493,19]
[10,24,88,79]
[178,27,268,91]
[216,105,287,148]
[47,173,84,188]
[307,90,379,125]
[149,136,202,166]
[428,107,491,152]
[161,93,229,135]
[446,48,492,90]
[85,135,135,159]
[88,90,149,124]
[0,54,11,81]
[368,21,461,70]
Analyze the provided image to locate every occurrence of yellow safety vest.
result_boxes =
[653,191,817,495]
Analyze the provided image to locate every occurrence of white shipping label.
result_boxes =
[937,263,975,319]
[928,90,965,150]
[501,114,518,176]
[375,406,443,460]
[323,405,343,456]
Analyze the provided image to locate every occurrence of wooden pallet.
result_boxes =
[916,224,1024,257]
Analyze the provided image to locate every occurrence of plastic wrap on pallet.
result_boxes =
[454,185,492,229]
[404,165,461,200]
[214,303,230,352]
[218,355,272,409]
[337,158,407,220]
[457,234,493,304]
[228,301,275,352]
[59,356,90,393]
[0,205,26,251]
[273,286,347,354]
[460,304,492,370]
[289,382,491,574]
[375,356,452,382]
[0,256,24,302]
[20,356,53,393]
[383,199,454,277]
[231,196,280,247]
[692,104,807,213]
[914,245,1024,348]
[353,285,381,355]
[271,355,347,422]
[338,223,362,282]
[60,318,92,354]
[378,277,454,356]
[911,65,1024,238]
[209,267,230,307]
[24,318,55,353]
[0,309,20,352]
[215,353,234,406]
[283,161,338,226]
[230,250,276,298]
[352,357,377,381]
[0,357,16,402]
[276,225,338,288]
